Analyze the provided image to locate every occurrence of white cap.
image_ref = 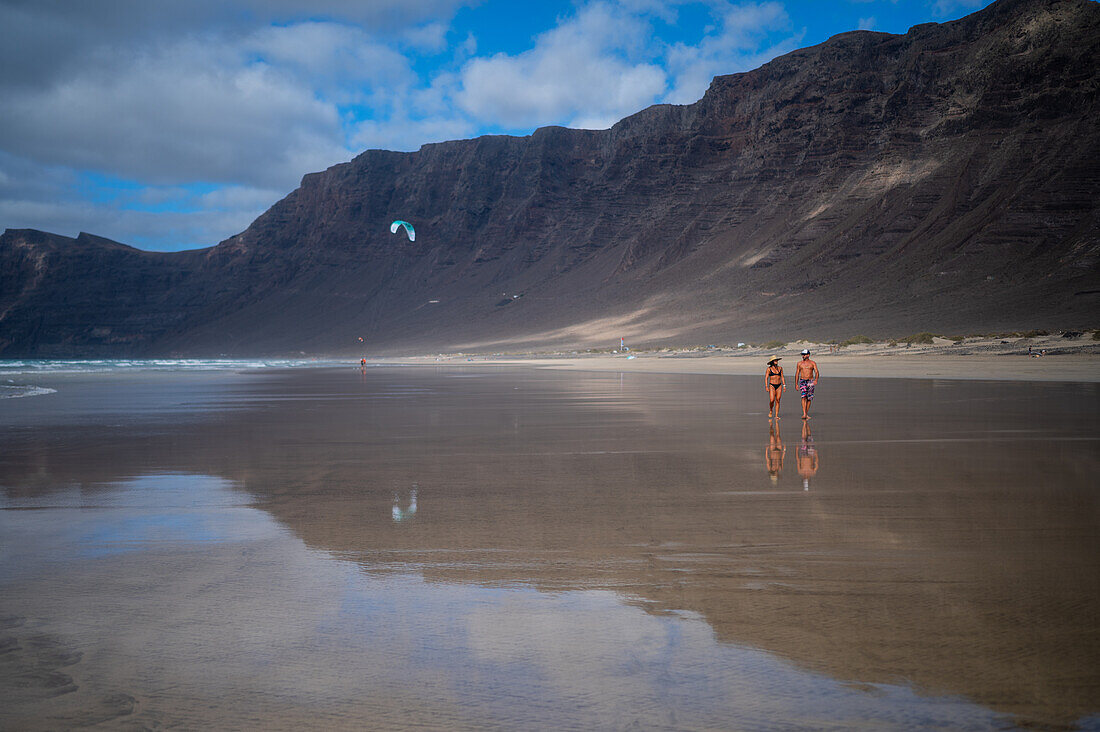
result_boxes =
[801,349,810,355]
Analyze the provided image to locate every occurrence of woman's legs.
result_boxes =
[768,384,782,419]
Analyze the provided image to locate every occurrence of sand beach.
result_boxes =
[1,360,1097,729]
[2,0,1098,727]
[379,332,1100,382]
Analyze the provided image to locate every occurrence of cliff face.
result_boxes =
[2,0,1098,357]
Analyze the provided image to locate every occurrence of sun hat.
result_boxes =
[767,356,782,364]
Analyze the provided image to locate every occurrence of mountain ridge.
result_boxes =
[2,0,1098,357]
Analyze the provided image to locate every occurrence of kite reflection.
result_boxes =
[392,484,418,522]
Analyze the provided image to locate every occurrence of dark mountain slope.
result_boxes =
[0,231,213,356]
[2,0,1098,356]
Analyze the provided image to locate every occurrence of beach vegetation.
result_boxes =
[1093,330,1100,341]
[761,340,786,349]
[903,332,936,345]
[887,339,898,347]
[990,331,1054,339]
[838,335,874,348]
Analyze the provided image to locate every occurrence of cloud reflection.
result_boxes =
[1,470,1007,729]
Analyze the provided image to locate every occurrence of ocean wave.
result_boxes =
[0,359,352,375]
[0,384,58,399]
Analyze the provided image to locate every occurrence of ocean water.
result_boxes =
[0,384,57,399]
[0,358,352,375]
[0,358,355,399]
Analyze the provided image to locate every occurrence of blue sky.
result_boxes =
[0,0,996,251]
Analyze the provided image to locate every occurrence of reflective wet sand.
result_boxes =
[2,367,1098,729]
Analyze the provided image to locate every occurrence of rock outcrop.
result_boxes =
[2,0,1098,356]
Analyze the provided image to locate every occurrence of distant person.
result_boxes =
[765,357,785,420]
[795,349,819,420]
[766,420,785,483]
[797,421,818,490]
[360,357,367,370]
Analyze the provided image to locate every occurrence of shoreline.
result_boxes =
[370,350,1100,382]
[2,333,1097,384]
[359,331,1099,382]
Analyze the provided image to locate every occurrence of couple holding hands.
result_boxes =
[765,349,819,420]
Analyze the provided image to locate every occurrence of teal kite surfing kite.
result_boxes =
[390,220,415,241]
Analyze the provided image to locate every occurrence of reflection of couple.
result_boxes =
[796,421,818,490]
[766,421,785,484]
[765,420,818,489]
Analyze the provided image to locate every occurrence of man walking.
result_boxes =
[795,349,819,420]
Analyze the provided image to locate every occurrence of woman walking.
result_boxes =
[765,356,786,420]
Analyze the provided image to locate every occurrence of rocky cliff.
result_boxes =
[2,0,1098,357]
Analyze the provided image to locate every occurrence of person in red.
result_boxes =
[794,349,820,420]
[764,356,785,420]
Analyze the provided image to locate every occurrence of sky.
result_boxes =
[0,0,997,251]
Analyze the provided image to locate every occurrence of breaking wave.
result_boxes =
[0,384,58,399]
[0,359,350,376]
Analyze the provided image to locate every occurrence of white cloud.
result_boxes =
[0,0,818,249]
[0,2,471,193]
[0,152,282,250]
[0,35,350,191]
[0,0,472,93]
[931,0,984,17]
[458,32,478,58]
[613,0,681,23]
[664,2,801,105]
[402,22,451,53]
[243,0,475,28]
[0,195,268,251]
[248,23,415,86]
[351,115,475,152]
[0,1,474,248]
[455,2,667,129]
[858,16,877,30]
[198,185,287,211]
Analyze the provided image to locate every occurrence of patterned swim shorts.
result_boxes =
[798,379,815,400]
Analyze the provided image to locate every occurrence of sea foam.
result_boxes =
[0,358,349,376]
[0,384,58,399]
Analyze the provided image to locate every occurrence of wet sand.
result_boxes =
[1,366,1098,729]
[388,351,1100,382]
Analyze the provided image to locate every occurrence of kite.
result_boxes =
[390,220,415,241]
